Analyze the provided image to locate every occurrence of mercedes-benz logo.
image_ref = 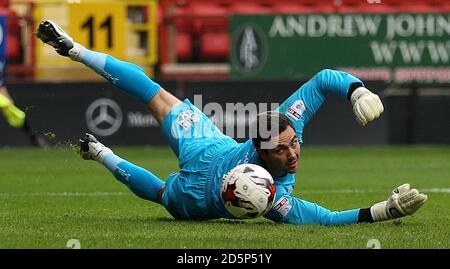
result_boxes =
[85,98,123,136]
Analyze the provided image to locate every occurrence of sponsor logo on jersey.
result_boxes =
[273,197,292,217]
[177,110,200,130]
[287,185,294,195]
[287,100,305,120]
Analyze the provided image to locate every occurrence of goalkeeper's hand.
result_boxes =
[371,183,428,222]
[350,87,384,126]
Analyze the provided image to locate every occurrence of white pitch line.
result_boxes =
[421,188,450,193]
[301,188,450,194]
[0,188,448,198]
[0,192,129,197]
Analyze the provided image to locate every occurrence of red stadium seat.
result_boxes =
[175,31,193,60]
[229,2,272,14]
[358,0,442,13]
[199,31,229,59]
[172,5,192,29]
[380,0,430,5]
[190,3,228,32]
[171,3,230,61]
[190,4,228,17]
[183,3,229,60]
[273,2,335,14]
[171,6,195,60]
[335,0,440,13]
[392,3,441,13]
[301,0,337,10]
[336,3,395,13]
[441,3,450,12]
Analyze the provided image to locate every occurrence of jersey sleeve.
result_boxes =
[264,183,360,226]
[276,69,363,143]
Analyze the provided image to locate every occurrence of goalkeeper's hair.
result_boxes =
[251,111,295,150]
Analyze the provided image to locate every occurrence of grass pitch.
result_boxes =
[0,145,448,249]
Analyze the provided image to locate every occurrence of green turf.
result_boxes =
[0,145,448,249]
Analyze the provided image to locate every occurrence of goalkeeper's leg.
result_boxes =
[79,133,165,203]
[35,20,181,124]
[1,88,48,147]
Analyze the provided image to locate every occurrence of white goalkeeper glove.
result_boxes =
[350,87,384,126]
[371,183,428,222]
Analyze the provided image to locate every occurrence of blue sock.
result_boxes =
[102,153,165,203]
[77,49,160,104]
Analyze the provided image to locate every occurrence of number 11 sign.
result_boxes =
[69,2,126,59]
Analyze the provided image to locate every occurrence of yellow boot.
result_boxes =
[0,92,11,108]
[0,94,26,128]
[3,105,26,128]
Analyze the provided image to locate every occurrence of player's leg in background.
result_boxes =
[35,20,181,124]
[21,116,48,147]
[0,85,13,102]
[80,133,165,204]
[1,81,48,147]
[0,62,23,127]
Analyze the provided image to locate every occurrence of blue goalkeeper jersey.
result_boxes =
[162,69,363,225]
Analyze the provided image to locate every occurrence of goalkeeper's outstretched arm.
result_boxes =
[264,183,427,226]
[276,69,384,143]
[313,69,384,126]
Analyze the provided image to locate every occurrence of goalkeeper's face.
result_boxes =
[258,126,300,178]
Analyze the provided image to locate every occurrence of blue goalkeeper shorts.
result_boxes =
[159,99,238,220]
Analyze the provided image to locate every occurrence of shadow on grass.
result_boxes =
[63,214,278,226]
[152,217,280,226]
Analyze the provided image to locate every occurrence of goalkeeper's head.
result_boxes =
[251,111,300,178]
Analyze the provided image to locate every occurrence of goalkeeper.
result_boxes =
[36,20,427,225]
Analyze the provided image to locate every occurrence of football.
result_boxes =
[221,163,276,219]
